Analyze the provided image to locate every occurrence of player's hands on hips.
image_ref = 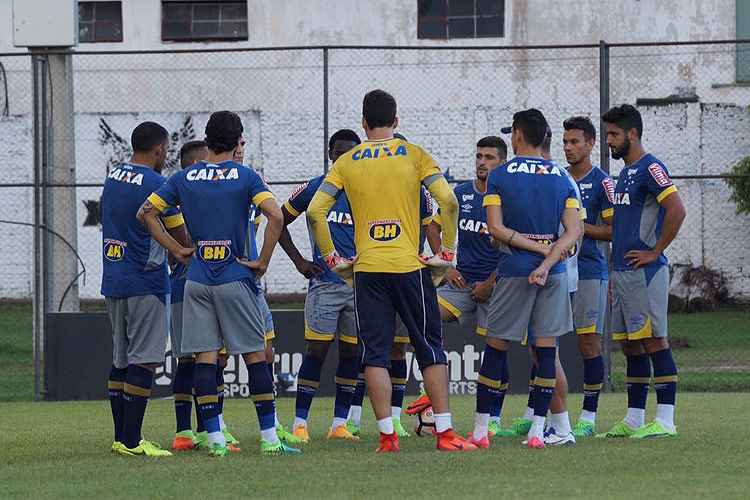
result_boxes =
[236,257,269,278]
[625,249,659,269]
[471,278,493,303]
[174,246,195,265]
[528,265,549,287]
[295,258,324,279]
[445,268,468,289]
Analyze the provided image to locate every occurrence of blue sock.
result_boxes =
[476,345,508,415]
[122,364,154,449]
[107,366,127,443]
[533,347,556,418]
[247,361,276,433]
[527,362,537,410]
[650,348,678,406]
[216,362,226,418]
[389,358,408,414]
[172,359,194,433]
[493,357,510,420]
[334,356,359,421]
[626,354,651,410]
[194,362,221,435]
[295,355,323,420]
[193,389,205,432]
[582,355,604,413]
[351,370,366,408]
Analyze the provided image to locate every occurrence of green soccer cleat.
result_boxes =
[116,439,173,457]
[596,420,639,438]
[194,431,209,450]
[511,418,532,436]
[393,418,411,438]
[276,424,306,445]
[488,420,517,437]
[208,442,230,457]
[222,429,240,446]
[630,421,677,439]
[111,441,129,454]
[261,439,302,456]
[573,420,596,438]
[346,420,361,437]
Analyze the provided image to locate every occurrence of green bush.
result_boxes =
[726,155,750,215]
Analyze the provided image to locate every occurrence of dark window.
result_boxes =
[418,0,504,40]
[737,0,750,82]
[78,2,123,43]
[162,1,248,42]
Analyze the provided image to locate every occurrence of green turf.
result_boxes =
[1,394,749,499]
[0,303,34,401]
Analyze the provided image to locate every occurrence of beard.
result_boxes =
[611,137,631,160]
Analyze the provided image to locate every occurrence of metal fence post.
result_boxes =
[323,47,329,174]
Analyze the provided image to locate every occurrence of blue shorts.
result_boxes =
[354,269,446,370]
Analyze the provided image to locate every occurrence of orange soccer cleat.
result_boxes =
[405,394,432,416]
[436,429,478,452]
[375,432,400,453]
[466,432,490,449]
[527,436,545,449]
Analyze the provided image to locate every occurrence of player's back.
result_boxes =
[330,138,438,273]
[101,162,170,297]
[486,156,577,277]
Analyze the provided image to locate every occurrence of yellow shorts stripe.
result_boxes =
[340,334,358,345]
[174,393,192,402]
[282,200,301,218]
[217,384,226,393]
[107,381,124,390]
[252,393,275,402]
[390,377,408,386]
[612,332,628,341]
[601,207,614,219]
[123,383,151,397]
[478,375,503,389]
[653,375,678,384]
[147,193,168,212]
[162,213,185,229]
[483,194,501,207]
[656,185,678,203]
[576,325,598,335]
[251,191,275,207]
[394,336,410,344]
[265,330,276,341]
[534,377,556,388]
[476,326,487,336]
[628,317,653,341]
[298,378,320,389]
[304,323,335,342]
[437,296,462,319]
[583,383,603,391]
[335,377,358,386]
[626,377,651,384]
[196,395,218,405]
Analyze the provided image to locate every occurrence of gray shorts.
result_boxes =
[182,279,266,355]
[572,279,608,335]
[170,299,187,359]
[106,294,169,368]
[610,267,669,341]
[258,292,276,341]
[437,281,489,336]
[304,279,357,345]
[486,273,572,341]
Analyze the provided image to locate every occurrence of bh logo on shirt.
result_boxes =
[103,239,127,261]
[198,240,232,263]
[368,219,401,242]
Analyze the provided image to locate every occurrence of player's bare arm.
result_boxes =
[485,204,549,256]
[427,218,467,288]
[277,204,323,278]
[425,219,442,255]
[584,214,612,241]
[470,271,495,303]
[237,197,284,278]
[529,206,582,285]
[626,191,685,268]
[137,199,194,264]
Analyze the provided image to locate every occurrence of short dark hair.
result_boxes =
[180,140,207,168]
[205,111,243,153]
[328,129,361,150]
[131,121,168,153]
[476,136,507,159]
[563,115,597,141]
[393,132,408,142]
[602,104,642,139]
[541,127,552,154]
[512,108,549,148]
[362,89,397,129]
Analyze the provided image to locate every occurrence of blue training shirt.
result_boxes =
[148,160,274,290]
[101,162,183,298]
[450,180,499,283]
[483,156,580,278]
[572,166,614,280]
[612,153,677,274]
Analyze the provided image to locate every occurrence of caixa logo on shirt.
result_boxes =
[368,219,402,242]
[103,239,127,261]
[197,240,232,263]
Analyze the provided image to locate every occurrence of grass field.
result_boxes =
[2,394,749,499]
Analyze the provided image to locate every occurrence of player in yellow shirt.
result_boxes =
[307,89,477,453]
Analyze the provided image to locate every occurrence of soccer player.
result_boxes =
[598,104,685,439]
[561,116,614,437]
[139,111,300,456]
[469,108,582,449]
[307,90,478,453]
[102,121,188,457]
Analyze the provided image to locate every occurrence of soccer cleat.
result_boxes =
[405,394,432,416]
[194,431,209,450]
[208,442,229,457]
[527,436,545,449]
[376,432,400,453]
[630,420,677,439]
[327,425,360,441]
[572,420,596,438]
[393,418,411,438]
[277,424,306,445]
[345,420,361,437]
[466,433,490,449]
[488,420,516,438]
[111,441,131,455]
[544,432,576,447]
[171,430,197,451]
[292,424,310,444]
[116,439,173,457]
[596,420,640,439]
[511,417,532,436]
[222,429,240,446]
[436,429,478,452]
[261,440,302,456]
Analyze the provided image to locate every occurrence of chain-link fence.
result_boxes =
[1,41,748,397]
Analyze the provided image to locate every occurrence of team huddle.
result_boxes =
[100,89,686,456]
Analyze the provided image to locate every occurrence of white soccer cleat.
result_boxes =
[543,431,576,447]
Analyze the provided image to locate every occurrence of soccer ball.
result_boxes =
[414,405,436,436]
